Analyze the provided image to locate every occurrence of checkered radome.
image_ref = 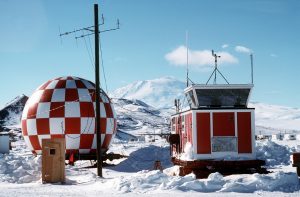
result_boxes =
[21,76,117,155]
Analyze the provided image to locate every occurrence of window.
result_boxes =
[212,137,237,152]
[50,148,56,155]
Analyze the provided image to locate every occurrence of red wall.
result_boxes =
[196,113,211,154]
[213,112,235,136]
[237,112,252,153]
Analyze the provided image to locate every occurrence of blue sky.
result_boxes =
[1,0,299,108]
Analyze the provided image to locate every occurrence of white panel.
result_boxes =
[23,136,33,150]
[36,102,51,118]
[79,149,90,154]
[45,80,59,89]
[27,119,37,135]
[82,80,94,89]
[80,118,95,134]
[92,134,105,149]
[66,80,77,89]
[27,90,43,106]
[65,134,80,149]
[38,135,51,147]
[65,102,80,117]
[49,118,65,134]
[101,94,109,103]
[78,89,92,101]
[51,89,66,102]
[106,118,114,134]
[100,103,106,118]
[0,136,10,153]
[22,103,30,119]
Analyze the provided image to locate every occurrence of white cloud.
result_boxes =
[165,46,238,71]
[270,53,277,58]
[222,44,229,49]
[235,45,252,54]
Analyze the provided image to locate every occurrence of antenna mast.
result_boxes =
[186,31,189,87]
[59,4,119,178]
[206,50,229,85]
[250,53,254,84]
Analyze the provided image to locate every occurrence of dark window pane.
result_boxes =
[195,89,250,107]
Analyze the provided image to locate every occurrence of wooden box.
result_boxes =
[42,138,66,183]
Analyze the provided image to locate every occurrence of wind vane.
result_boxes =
[206,50,229,85]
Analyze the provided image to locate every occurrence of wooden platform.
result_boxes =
[172,157,268,178]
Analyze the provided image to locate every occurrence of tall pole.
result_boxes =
[94,4,102,177]
[186,31,189,87]
[250,53,254,84]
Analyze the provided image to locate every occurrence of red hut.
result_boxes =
[169,52,266,178]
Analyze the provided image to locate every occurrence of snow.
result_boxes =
[1,135,300,196]
[110,76,186,109]
[1,78,300,196]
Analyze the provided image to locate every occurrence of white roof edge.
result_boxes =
[184,84,254,93]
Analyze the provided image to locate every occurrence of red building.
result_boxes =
[170,84,265,177]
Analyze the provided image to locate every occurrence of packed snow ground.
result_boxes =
[1,77,300,196]
[1,137,300,196]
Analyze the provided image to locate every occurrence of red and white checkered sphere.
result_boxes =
[21,76,117,155]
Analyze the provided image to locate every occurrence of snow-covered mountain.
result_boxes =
[0,94,28,128]
[112,77,300,133]
[110,76,186,109]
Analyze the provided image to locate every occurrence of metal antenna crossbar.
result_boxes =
[206,50,229,85]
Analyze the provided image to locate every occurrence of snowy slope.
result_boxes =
[249,102,300,133]
[111,76,186,109]
[0,94,28,128]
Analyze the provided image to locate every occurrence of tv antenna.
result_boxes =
[59,4,119,178]
[206,50,229,85]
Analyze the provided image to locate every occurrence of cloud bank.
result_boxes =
[165,46,238,71]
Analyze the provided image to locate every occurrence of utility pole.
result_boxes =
[59,4,119,177]
[94,4,102,178]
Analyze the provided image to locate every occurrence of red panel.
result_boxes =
[22,120,28,136]
[55,80,66,89]
[65,89,79,102]
[36,118,50,135]
[79,134,94,149]
[39,89,54,102]
[213,112,235,136]
[237,112,252,153]
[50,102,65,117]
[65,118,81,134]
[80,102,95,117]
[196,113,211,154]
[27,103,38,119]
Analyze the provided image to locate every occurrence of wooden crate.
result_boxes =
[42,138,66,183]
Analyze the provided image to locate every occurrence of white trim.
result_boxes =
[251,111,256,157]
[209,112,213,154]
[234,111,237,137]
[184,84,254,92]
